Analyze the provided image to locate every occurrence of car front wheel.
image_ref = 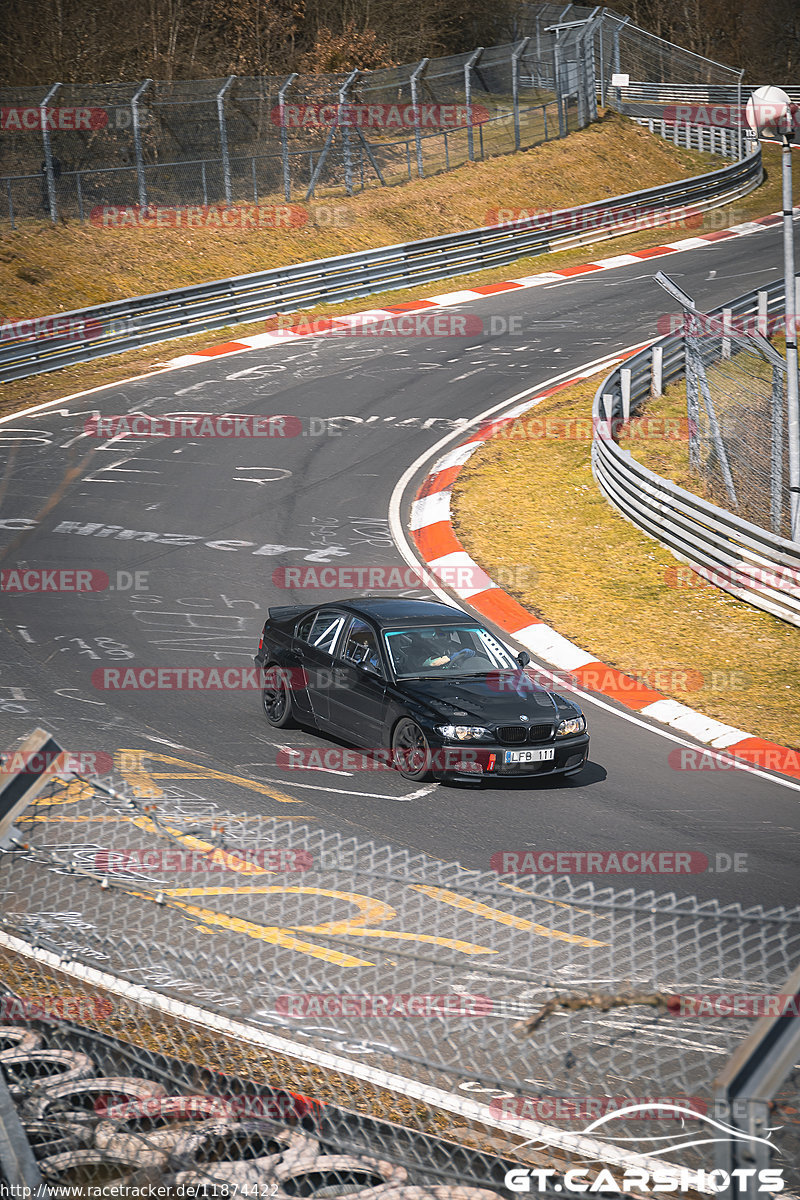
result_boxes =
[391,718,434,782]
[261,664,296,729]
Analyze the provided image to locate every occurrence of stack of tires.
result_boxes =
[1,1025,507,1197]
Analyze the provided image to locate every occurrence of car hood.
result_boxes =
[399,673,561,725]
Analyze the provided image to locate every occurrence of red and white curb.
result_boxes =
[165,211,788,368]
[406,366,800,784]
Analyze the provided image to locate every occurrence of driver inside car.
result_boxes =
[420,631,477,669]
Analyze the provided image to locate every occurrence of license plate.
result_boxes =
[504,747,555,764]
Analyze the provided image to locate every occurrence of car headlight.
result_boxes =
[436,725,492,741]
[556,715,586,737]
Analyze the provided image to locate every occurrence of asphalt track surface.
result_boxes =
[1,222,798,920]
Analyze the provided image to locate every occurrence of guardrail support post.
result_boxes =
[465,48,484,162]
[651,345,663,396]
[217,75,236,207]
[278,73,298,201]
[40,82,61,223]
[620,367,631,421]
[722,308,732,359]
[131,79,152,213]
[511,39,530,151]
[757,289,768,337]
[409,59,430,177]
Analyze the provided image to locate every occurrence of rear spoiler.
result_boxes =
[267,604,310,626]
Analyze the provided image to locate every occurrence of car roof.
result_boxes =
[323,596,477,628]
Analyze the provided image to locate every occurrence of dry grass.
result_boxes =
[0,129,783,422]
[451,373,800,748]
[0,112,716,322]
[0,111,732,419]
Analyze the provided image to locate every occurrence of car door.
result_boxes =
[293,609,347,725]
[327,616,390,749]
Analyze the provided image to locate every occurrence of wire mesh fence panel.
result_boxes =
[681,311,792,538]
[0,30,600,225]
[1,756,799,1191]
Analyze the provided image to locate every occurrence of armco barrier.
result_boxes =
[591,278,800,625]
[0,129,761,383]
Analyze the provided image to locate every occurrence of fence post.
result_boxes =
[685,318,701,470]
[217,75,236,206]
[278,72,298,202]
[771,366,785,534]
[553,39,566,137]
[409,58,429,177]
[465,48,484,162]
[651,344,663,396]
[535,15,542,87]
[511,38,530,151]
[0,1071,45,1194]
[611,21,623,112]
[714,964,800,1199]
[736,70,744,161]
[585,12,600,122]
[339,69,360,196]
[598,10,606,108]
[40,82,61,223]
[131,79,152,213]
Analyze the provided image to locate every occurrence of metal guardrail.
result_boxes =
[618,82,800,104]
[0,130,761,383]
[591,280,800,625]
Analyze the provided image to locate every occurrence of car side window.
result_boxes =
[295,613,316,643]
[341,617,383,676]
[308,611,346,655]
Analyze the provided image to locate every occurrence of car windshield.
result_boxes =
[383,624,519,678]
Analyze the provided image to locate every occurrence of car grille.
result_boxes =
[497,724,553,744]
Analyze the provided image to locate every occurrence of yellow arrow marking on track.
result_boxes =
[116,750,303,806]
[154,886,496,961]
[410,884,607,948]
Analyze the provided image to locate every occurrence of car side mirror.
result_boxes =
[517,651,531,667]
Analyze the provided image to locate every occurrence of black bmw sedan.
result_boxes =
[254,596,589,784]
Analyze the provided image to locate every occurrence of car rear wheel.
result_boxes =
[261,665,296,729]
[391,718,434,782]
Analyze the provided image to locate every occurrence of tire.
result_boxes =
[22,1118,94,1159]
[391,718,434,782]
[0,1050,95,1104]
[96,1097,237,1155]
[27,1076,168,1125]
[273,1154,407,1199]
[168,1118,319,1173]
[38,1148,166,1194]
[261,664,297,729]
[0,1025,44,1055]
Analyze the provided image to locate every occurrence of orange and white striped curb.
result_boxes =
[407,370,800,783]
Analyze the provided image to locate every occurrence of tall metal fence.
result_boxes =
[0,26,601,227]
[1,746,799,1193]
[520,4,749,158]
[679,297,793,538]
